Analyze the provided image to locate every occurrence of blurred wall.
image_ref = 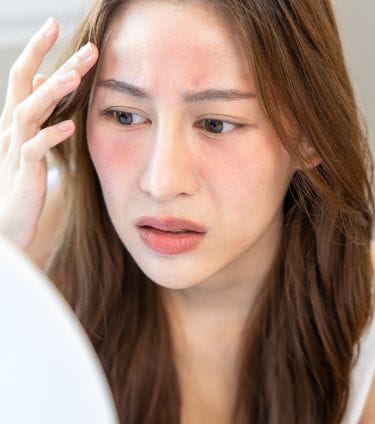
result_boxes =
[331,0,375,157]
[0,0,374,157]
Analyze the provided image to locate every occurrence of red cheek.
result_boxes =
[87,130,138,176]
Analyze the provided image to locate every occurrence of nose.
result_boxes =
[140,119,199,201]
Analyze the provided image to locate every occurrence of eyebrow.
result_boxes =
[97,79,256,102]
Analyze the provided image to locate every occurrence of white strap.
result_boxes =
[342,298,375,423]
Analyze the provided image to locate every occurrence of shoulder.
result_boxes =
[360,375,375,423]
[359,242,375,423]
[24,173,65,270]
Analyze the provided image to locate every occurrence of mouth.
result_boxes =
[135,216,207,234]
[136,224,206,255]
[140,225,197,234]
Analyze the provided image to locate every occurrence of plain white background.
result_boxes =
[0,0,374,157]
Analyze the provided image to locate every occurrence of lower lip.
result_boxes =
[137,226,205,254]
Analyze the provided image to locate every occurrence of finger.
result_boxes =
[39,42,99,119]
[11,43,98,144]
[12,69,81,146]
[32,74,47,92]
[19,120,74,179]
[50,42,98,82]
[1,18,59,127]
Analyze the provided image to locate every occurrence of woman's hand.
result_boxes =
[0,17,98,249]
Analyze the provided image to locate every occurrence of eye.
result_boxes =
[197,118,244,134]
[102,109,148,126]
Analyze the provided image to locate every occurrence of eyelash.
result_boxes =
[101,109,246,135]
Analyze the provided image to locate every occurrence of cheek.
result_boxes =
[86,123,138,189]
[205,135,293,216]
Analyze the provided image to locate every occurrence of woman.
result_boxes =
[0,0,374,423]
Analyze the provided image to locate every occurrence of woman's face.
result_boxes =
[86,0,296,290]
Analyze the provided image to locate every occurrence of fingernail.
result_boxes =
[59,70,77,83]
[57,120,74,132]
[77,43,92,60]
[41,17,54,35]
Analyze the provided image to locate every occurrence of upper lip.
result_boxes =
[136,216,207,233]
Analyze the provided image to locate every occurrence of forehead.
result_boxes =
[98,0,255,94]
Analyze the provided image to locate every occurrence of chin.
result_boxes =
[130,256,204,290]
[143,270,199,290]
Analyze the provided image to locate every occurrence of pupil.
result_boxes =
[116,112,133,125]
[205,119,223,133]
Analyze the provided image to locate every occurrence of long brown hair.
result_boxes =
[45,0,374,422]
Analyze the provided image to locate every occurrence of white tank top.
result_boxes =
[342,306,375,423]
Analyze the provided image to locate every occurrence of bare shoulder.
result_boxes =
[360,374,375,424]
[24,177,65,270]
[359,243,375,423]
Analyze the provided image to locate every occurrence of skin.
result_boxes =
[86,1,296,420]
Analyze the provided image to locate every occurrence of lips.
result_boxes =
[136,219,206,254]
[136,216,206,233]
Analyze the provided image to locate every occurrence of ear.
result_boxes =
[297,140,321,169]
